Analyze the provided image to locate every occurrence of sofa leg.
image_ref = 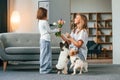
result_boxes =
[3,61,7,72]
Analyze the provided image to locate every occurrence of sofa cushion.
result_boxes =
[5,47,40,55]
[5,47,60,55]
[51,47,60,53]
[1,33,40,48]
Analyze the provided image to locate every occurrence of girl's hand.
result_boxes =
[58,28,61,32]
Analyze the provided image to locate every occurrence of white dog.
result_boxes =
[69,48,88,75]
[56,41,69,74]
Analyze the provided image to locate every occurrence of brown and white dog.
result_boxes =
[69,48,88,75]
[56,41,69,74]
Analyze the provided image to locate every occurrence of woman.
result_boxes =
[61,13,88,61]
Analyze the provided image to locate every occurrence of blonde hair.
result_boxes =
[73,13,88,33]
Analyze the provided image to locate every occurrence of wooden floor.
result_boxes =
[87,53,112,64]
[87,59,112,64]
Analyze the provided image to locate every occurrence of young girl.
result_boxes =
[37,7,61,74]
[61,13,88,61]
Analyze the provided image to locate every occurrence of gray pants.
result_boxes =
[40,39,52,74]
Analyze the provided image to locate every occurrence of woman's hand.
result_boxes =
[65,33,70,38]
[65,33,72,41]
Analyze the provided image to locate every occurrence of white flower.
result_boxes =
[53,22,57,26]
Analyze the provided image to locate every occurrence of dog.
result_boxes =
[56,41,69,74]
[69,48,88,75]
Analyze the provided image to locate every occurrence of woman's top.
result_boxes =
[70,29,88,60]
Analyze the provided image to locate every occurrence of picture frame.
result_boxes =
[38,1,49,19]
[38,1,49,10]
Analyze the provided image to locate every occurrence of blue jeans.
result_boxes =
[40,39,52,74]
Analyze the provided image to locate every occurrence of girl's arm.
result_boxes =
[45,21,60,33]
[48,27,60,33]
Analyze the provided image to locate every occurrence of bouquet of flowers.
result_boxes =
[53,19,65,37]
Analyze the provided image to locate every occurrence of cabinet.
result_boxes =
[70,12,112,59]
[0,0,7,33]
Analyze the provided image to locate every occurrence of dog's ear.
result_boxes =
[67,55,70,59]
[76,50,79,54]
[60,42,64,51]
[64,41,69,49]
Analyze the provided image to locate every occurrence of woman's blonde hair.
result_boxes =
[37,7,47,20]
[73,13,88,33]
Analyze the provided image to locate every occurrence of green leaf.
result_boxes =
[55,31,61,37]
[58,24,63,28]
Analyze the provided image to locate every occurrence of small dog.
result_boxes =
[69,48,88,75]
[56,41,69,74]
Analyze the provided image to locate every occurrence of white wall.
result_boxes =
[9,0,70,33]
[71,0,112,12]
[112,0,120,64]
[49,0,70,33]
[9,0,38,33]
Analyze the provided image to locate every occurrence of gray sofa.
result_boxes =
[0,33,61,71]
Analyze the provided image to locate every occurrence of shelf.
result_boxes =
[70,12,112,59]
[89,35,112,37]
[102,50,112,52]
[97,27,112,29]
[89,35,96,37]
[88,20,96,22]
[97,19,112,22]
[98,42,112,44]
[97,35,112,37]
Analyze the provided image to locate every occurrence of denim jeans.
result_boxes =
[39,39,52,74]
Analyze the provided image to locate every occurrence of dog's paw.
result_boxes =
[83,68,88,73]
[62,70,68,75]
[71,73,75,75]
[63,72,68,75]
[83,70,88,73]
[79,72,82,75]
[57,71,61,74]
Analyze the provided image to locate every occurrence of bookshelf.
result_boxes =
[70,12,112,59]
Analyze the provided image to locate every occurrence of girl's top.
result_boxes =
[39,20,59,41]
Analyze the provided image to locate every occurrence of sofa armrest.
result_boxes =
[0,40,4,49]
[0,40,6,60]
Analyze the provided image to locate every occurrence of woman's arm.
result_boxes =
[69,38,83,48]
[60,34,71,44]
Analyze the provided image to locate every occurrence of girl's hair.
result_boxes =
[73,13,88,33]
[37,7,47,20]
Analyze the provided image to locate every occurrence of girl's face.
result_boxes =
[74,15,84,27]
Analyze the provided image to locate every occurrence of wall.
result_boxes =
[9,0,38,33]
[9,0,70,33]
[112,0,120,64]
[49,0,70,33]
[71,0,112,12]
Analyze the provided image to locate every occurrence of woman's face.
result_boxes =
[74,15,84,27]
[74,15,81,24]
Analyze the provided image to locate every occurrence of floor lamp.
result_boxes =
[10,11,20,32]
